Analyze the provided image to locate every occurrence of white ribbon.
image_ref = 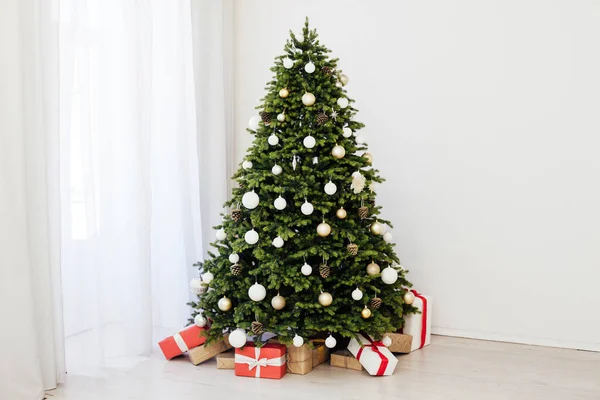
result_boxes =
[173,333,189,353]
[234,347,286,377]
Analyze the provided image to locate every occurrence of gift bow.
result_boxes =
[235,347,286,377]
[356,334,388,376]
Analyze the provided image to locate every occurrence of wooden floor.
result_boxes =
[49,335,600,400]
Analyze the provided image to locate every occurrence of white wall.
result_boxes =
[233,1,600,351]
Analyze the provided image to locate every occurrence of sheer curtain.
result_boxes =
[59,0,232,372]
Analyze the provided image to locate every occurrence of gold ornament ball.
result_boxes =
[302,92,316,106]
[218,296,232,311]
[336,207,347,219]
[403,291,415,305]
[363,152,373,164]
[340,74,350,86]
[361,306,372,319]
[271,294,286,310]
[370,221,384,235]
[317,222,332,237]
[331,145,346,159]
[318,292,333,307]
[366,261,381,276]
[279,88,289,98]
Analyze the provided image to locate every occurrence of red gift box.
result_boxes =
[234,343,287,379]
[158,325,206,360]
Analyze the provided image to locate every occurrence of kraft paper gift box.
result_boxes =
[235,343,287,379]
[311,342,330,367]
[330,350,363,371]
[188,336,232,365]
[286,343,313,375]
[385,333,413,354]
[158,325,206,360]
[216,351,235,369]
[347,334,398,376]
[402,290,432,352]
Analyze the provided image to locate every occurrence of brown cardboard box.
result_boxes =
[386,333,413,353]
[286,343,313,375]
[330,350,363,371]
[216,350,235,369]
[188,336,232,365]
[312,343,329,367]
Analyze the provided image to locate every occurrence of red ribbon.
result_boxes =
[411,290,428,349]
[356,334,388,375]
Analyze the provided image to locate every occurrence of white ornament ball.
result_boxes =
[304,62,315,73]
[351,288,363,301]
[340,74,349,86]
[244,229,259,245]
[189,277,204,295]
[317,222,332,237]
[293,334,304,347]
[272,164,283,176]
[356,135,366,144]
[283,57,294,69]
[302,92,316,106]
[383,232,393,243]
[381,266,399,285]
[331,145,346,159]
[229,328,247,348]
[301,263,312,276]
[242,160,253,170]
[268,134,279,146]
[301,201,314,215]
[272,236,284,248]
[337,97,349,108]
[303,135,316,149]
[248,282,267,301]
[324,181,337,195]
[229,253,239,263]
[277,113,285,122]
[274,196,287,210]
[216,228,226,241]
[342,127,353,138]
[218,296,232,311]
[242,191,260,209]
[194,314,207,328]
[202,271,214,284]
[325,335,337,348]
[271,295,286,310]
[248,115,261,131]
[403,290,415,305]
[335,81,343,88]
[382,336,392,347]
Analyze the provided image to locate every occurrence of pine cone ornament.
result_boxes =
[316,113,328,125]
[251,321,264,335]
[358,206,369,219]
[322,66,332,75]
[259,111,271,125]
[238,181,246,189]
[369,297,382,309]
[231,208,242,222]
[319,263,331,279]
[347,243,358,256]
[230,263,242,276]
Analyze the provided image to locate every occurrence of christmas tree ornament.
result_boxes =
[318,292,333,306]
[283,57,294,69]
[381,266,399,284]
[342,127,353,138]
[340,74,349,86]
[272,164,283,175]
[363,152,373,164]
[194,314,208,327]
[301,200,314,215]
[366,261,381,276]
[369,297,382,309]
[244,228,259,244]
[277,113,285,122]
[325,335,337,348]
[229,253,240,263]
[230,263,242,276]
[218,296,232,311]
[303,135,316,149]
[351,171,366,193]
[248,282,267,301]
[336,207,347,219]
[251,321,264,335]
[268,134,279,145]
[355,135,366,144]
[242,190,260,209]
[358,206,369,219]
[313,156,319,164]
[292,155,298,170]
[316,112,328,125]
[260,111,271,125]
[335,81,343,88]
[231,208,242,222]
[302,92,316,106]
[202,271,214,284]
[331,145,346,159]
[370,221,384,235]
[383,231,393,243]
[361,306,372,319]
[248,115,261,131]
[229,328,247,348]
[347,243,359,256]
[403,290,415,305]
[279,88,289,98]
[305,61,316,73]
[189,277,204,295]
[382,336,392,347]
[272,236,284,248]
[324,180,337,195]
[351,287,363,300]
[337,97,349,108]
[274,196,287,210]
[242,160,253,170]
[215,228,226,241]
[301,262,312,275]
[317,221,332,237]
[319,263,331,278]
[321,65,332,75]
[293,334,304,347]
[271,294,286,310]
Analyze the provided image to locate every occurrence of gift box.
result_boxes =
[216,351,235,369]
[188,336,232,365]
[235,343,287,379]
[385,332,413,353]
[330,350,363,371]
[312,342,330,367]
[347,334,398,376]
[158,325,206,360]
[402,290,432,351]
[286,343,313,375]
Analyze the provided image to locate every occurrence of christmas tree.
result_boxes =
[189,19,416,349]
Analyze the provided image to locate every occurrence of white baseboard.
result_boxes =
[432,326,600,352]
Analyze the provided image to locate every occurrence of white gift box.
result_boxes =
[402,290,432,351]
[347,334,398,376]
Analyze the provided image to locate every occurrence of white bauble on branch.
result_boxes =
[229,328,247,348]
[301,200,314,215]
[272,236,284,248]
[325,335,337,348]
[202,271,214,284]
[189,277,204,295]
[331,145,346,159]
[382,336,392,347]
[194,314,207,328]
[302,92,316,106]
[277,113,285,122]
[301,262,312,276]
[304,61,315,73]
[244,229,259,245]
[324,180,337,195]
[337,97,349,108]
[215,228,226,241]
[351,288,363,301]
[342,127,353,138]
[229,253,239,263]
[381,266,399,284]
[248,282,267,301]
[403,290,415,305]
[355,135,365,144]
[383,231,393,243]
[283,57,294,69]
[242,160,253,170]
[242,190,259,209]
[340,74,349,86]
[293,334,304,347]
[274,196,287,210]
[248,116,261,131]
[272,164,283,175]
[268,134,279,146]
[303,135,316,149]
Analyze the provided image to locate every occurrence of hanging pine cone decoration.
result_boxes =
[316,112,328,125]
[259,111,271,125]
[322,65,332,75]
[347,243,358,256]
[231,208,242,222]
[369,297,382,309]
[251,321,264,335]
[319,263,331,278]
[358,206,369,219]
[230,263,242,276]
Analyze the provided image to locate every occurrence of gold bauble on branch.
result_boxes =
[318,292,333,307]
[317,221,332,237]
[370,221,384,235]
[336,207,347,219]
[271,294,286,310]
[218,296,232,311]
[279,88,289,98]
[340,74,350,86]
[302,92,316,106]
[366,261,380,276]
[403,290,415,305]
[361,306,372,319]
[363,152,373,164]
[331,145,346,159]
